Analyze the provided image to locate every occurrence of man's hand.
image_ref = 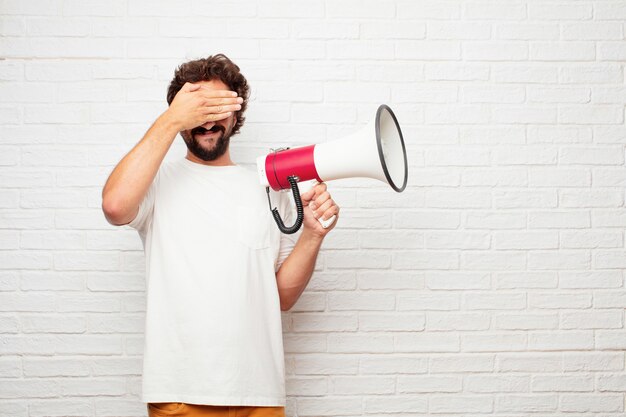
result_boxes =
[300,182,339,238]
[163,82,243,131]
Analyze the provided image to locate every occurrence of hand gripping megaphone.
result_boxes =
[257,104,408,234]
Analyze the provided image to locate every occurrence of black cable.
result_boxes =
[266,175,304,234]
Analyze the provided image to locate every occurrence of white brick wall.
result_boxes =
[1,1,625,416]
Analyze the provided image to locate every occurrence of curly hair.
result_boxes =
[167,54,250,135]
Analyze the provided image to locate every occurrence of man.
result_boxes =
[102,54,339,417]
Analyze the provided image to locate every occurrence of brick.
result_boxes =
[398,375,461,393]
[331,376,395,395]
[430,395,493,413]
[464,42,528,61]
[426,312,490,331]
[466,375,529,392]
[395,333,460,353]
[594,1,626,20]
[425,189,491,208]
[359,355,427,375]
[529,168,591,187]
[495,272,558,289]
[560,230,622,249]
[494,231,558,249]
[396,41,461,60]
[597,374,626,392]
[462,332,527,352]
[560,105,624,125]
[426,272,490,290]
[364,396,427,413]
[21,315,86,333]
[528,3,591,20]
[492,64,558,83]
[529,210,589,229]
[394,210,460,229]
[529,293,592,309]
[292,313,357,332]
[464,2,526,20]
[496,313,558,330]
[496,23,559,40]
[425,63,489,80]
[560,189,623,208]
[495,395,558,412]
[462,251,526,270]
[560,394,624,412]
[430,354,494,373]
[328,292,395,311]
[361,20,425,39]
[559,271,622,289]
[528,250,590,270]
[327,40,395,60]
[530,42,596,61]
[528,126,592,144]
[498,353,562,372]
[529,86,591,104]
[427,21,491,40]
[283,334,326,354]
[465,211,527,230]
[599,42,626,61]
[394,250,459,270]
[286,376,327,396]
[596,330,626,350]
[397,293,461,311]
[528,331,594,350]
[397,1,461,19]
[328,334,393,353]
[425,231,490,249]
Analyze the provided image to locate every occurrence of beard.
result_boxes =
[181,123,232,161]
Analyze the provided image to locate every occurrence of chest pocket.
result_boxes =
[237,205,271,250]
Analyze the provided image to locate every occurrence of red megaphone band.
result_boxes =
[265,145,323,191]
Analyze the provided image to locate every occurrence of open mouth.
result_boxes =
[194,125,223,139]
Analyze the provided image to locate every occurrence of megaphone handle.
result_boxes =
[267,176,304,235]
[311,181,337,229]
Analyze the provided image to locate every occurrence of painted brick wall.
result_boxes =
[1,1,625,416]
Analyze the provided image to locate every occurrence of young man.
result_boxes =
[102,54,339,417]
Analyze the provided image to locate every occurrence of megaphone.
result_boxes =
[257,104,408,234]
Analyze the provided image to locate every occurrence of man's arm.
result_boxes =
[101,83,241,225]
[276,182,339,311]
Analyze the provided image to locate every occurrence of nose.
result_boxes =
[200,121,215,130]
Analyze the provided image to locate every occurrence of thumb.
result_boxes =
[300,188,315,205]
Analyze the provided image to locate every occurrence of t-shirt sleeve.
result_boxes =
[126,175,157,235]
[274,190,300,272]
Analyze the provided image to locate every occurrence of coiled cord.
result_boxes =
[267,175,304,234]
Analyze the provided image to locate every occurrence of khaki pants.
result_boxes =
[147,403,285,417]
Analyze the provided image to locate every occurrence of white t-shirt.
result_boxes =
[128,157,298,406]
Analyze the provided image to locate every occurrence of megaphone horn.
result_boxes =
[258,104,408,234]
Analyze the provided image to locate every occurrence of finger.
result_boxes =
[202,103,242,115]
[205,112,233,122]
[197,87,239,98]
[313,182,327,197]
[300,189,315,204]
[313,198,334,218]
[321,205,339,221]
[310,191,330,210]
[198,94,243,104]
[183,82,201,92]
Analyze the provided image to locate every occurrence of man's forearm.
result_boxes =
[275,230,324,311]
[102,112,180,225]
